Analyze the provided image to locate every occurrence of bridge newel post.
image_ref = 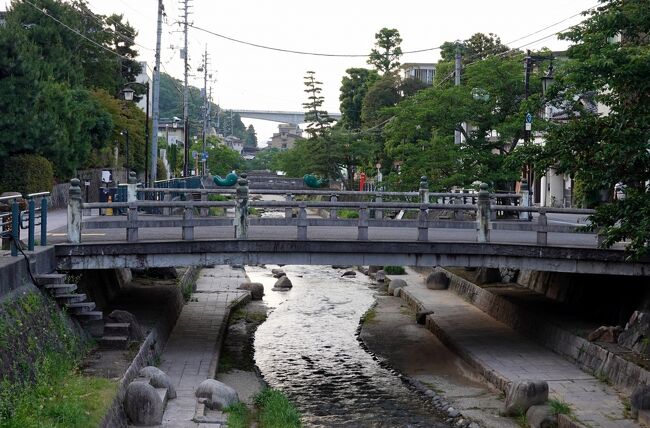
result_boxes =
[127,203,139,242]
[235,174,249,239]
[519,179,531,220]
[182,205,194,240]
[285,193,294,219]
[453,189,463,221]
[357,204,369,241]
[477,183,491,243]
[329,194,338,219]
[417,205,429,241]
[163,192,171,216]
[375,194,383,220]
[200,192,208,217]
[537,210,548,246]
[67,178,82,244]
[297,202,308,240]
[127,171,137,203]
[419,176,429,204]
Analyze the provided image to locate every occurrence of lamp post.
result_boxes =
[121,82,150,186]
[120,129,130,175]
[523,50,554,211]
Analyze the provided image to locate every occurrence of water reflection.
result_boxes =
[248,265,446,428]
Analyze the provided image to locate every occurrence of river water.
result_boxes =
[247,264,447,428]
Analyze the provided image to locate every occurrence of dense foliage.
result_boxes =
[0,154,53,195]
[539,0,650,256]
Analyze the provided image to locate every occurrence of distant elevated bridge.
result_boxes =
[231,109,341,124]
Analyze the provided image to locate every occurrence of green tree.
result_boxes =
[244,125,257,148]
[539,0,650,256]
[339,68,379,130]
[383,52,542,190]
[302,71,333,138]
[440,32,509,63]
[244,148,281,171]
[367,28,403,74]
[195,136,243,176]
[361,73,401,128]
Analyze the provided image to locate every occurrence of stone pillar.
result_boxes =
[200,192,208,217]
[329,194,338,219]
[419,176,429,204]
[477,183,491,243]
[537,210,548,246]
[375,194,383,220]
[127,171,137,203]
[182,206,194,240]
[67,178,82,243]
[285,193,294,219]
[357,204,368,240]
[235,173,249,239]
[127,203,139,242]
[297,202,307,240]
[417,205,428,241]
[519,179,530,220]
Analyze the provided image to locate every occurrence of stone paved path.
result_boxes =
[157,266,249,428]
[396,268,638,428]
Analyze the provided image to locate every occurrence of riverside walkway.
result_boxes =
[158,266,249,427]
[394,268,638,428]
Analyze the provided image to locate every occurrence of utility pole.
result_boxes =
[523,49,533,215]
[181,0,191,177]
[201,46,209,175]
[150,0,164,185]
[454,43,462,145]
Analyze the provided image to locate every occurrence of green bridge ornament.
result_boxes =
[213,172,239,187]
[303,174,329,188]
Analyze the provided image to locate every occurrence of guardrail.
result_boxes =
[66,176,596,246]
[1,192,50,255]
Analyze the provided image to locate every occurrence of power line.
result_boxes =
[186,23,441,57]
[72,3,154,52]
[22,0,135,61]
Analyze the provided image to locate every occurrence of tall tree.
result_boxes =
[440,32,509,63]
[539,0,650,256]
[302,71,333,138]
[244,125,257,147]
[361,73,401,128]
[367,28,403,74]
[339,68,379,130]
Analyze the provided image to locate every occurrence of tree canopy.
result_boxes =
[368,28,403,74]
[538,0,650,256]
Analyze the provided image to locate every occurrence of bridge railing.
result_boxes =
[66,177,597,246]
[1,192,50,255]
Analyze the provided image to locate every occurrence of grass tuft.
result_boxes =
[224,402,251,428]
[254,388,301,428]
[361,308,377,325]
[549,398,572,415]
[384,266,406,275]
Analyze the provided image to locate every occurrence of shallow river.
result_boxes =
[247,265,447,428]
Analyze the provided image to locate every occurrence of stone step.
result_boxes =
[54,293,86,304]
[44,283,77,295]
[104,322,130,336]
[34,273,66,286]
[66,301,96,314]
[76,311,104,322]
[99,335,128,350]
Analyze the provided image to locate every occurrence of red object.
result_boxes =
[359,172,366,191]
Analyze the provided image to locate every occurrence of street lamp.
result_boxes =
[121,82,150,186]
[120,129,130,175]
[541,63,555,96]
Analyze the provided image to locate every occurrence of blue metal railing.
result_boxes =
[19,192,50,251]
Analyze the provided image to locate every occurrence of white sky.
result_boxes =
[83,0,596,143]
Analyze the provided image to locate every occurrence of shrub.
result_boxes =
[254,388,301,428]
[0,154,53,196]
[384,266,406,275]
[338,209,359,219]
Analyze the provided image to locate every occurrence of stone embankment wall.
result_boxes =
[437,267,650,394]
[99,266,200,428]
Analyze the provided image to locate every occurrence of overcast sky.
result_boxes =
[83,0,596,143]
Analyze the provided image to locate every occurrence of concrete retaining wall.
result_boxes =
[439,268,650,394]
[100,266,200,428]
[0,247,56,297]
